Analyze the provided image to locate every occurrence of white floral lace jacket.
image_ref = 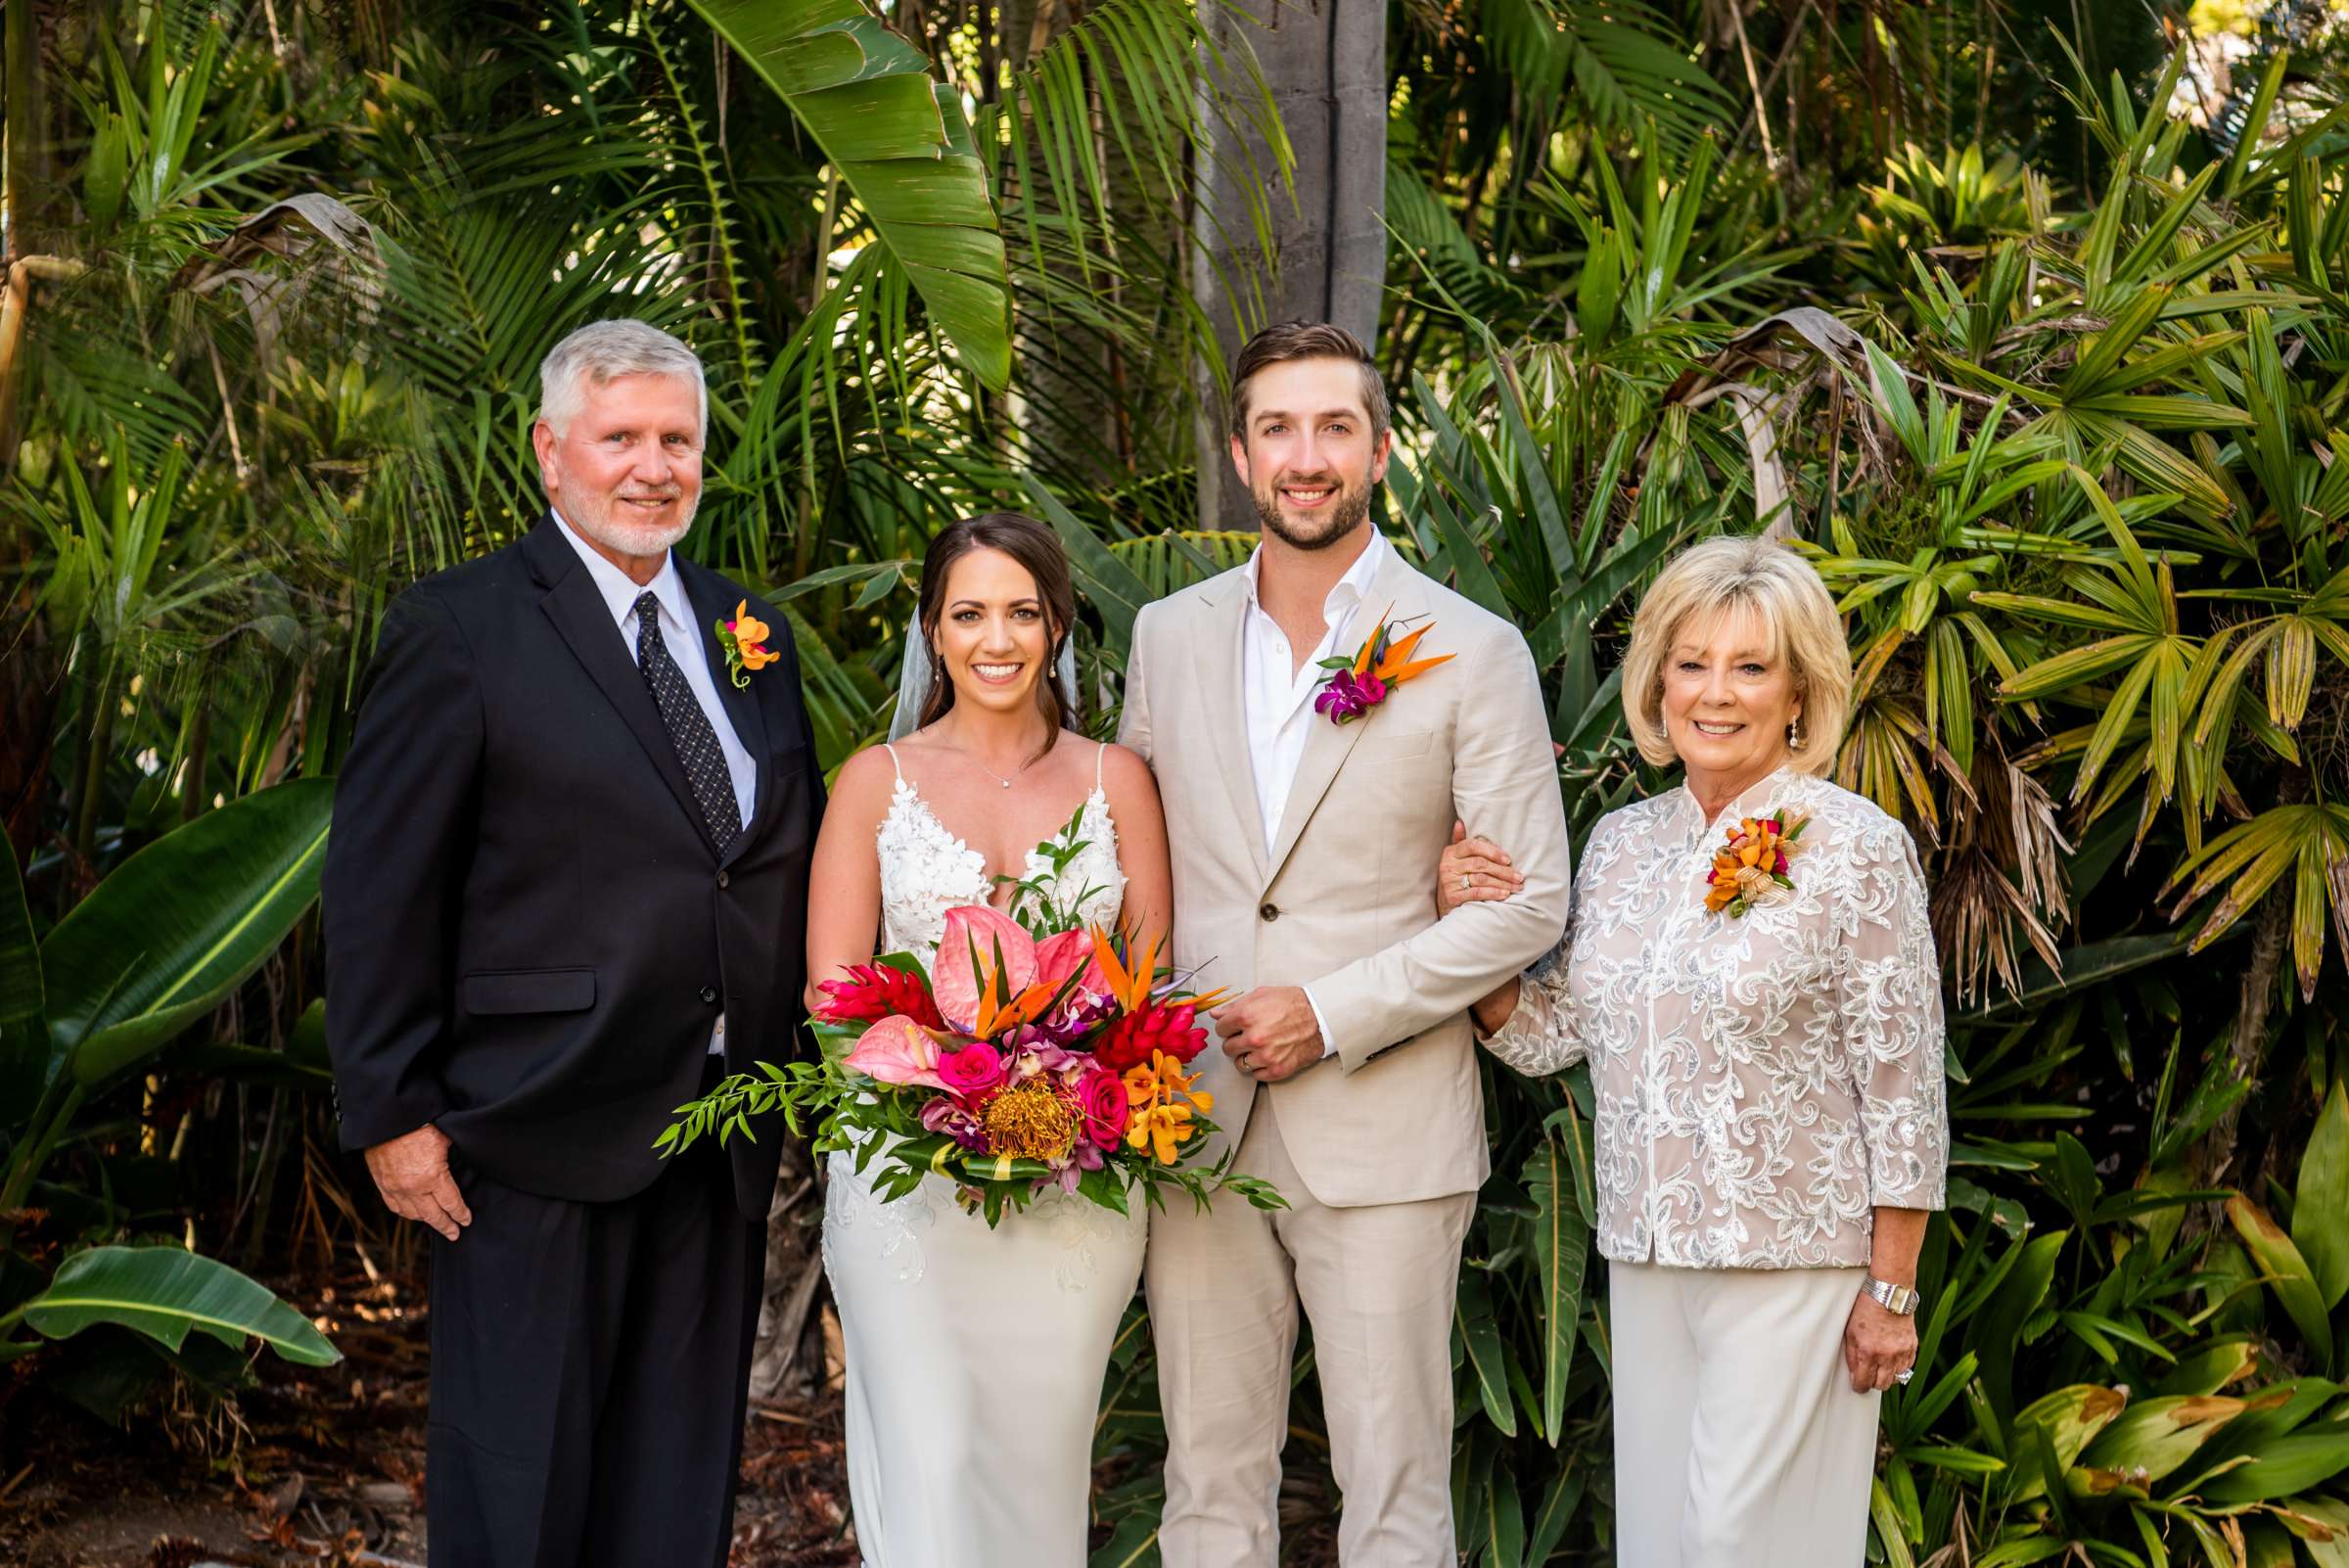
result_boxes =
[1484,766,1949,1269]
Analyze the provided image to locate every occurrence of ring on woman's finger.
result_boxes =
[1460,873,1472,893]
[1894,1368,1914,1385]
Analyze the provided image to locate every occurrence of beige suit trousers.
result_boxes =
[1145,1094,1476,1568]
[1610,1261,1883,1568]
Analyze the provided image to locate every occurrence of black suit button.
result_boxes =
[715,871,730,890]
[700,986,719,1005]
[1259,902,1279,922]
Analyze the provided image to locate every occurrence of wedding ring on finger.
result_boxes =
[1894,1368,1914,1385]
[1460,873,1472,893]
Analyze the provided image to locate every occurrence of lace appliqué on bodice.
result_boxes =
[872,744,1127,955]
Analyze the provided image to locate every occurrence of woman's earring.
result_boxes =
[1787,715,1804,749]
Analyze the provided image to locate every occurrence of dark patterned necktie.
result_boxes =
[634,592,742,850]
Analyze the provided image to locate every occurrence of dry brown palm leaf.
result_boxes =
[1652,307,1894,542]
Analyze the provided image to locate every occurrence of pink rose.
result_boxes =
[939,1041,1008,1101]
[1077,1064,1130,1150]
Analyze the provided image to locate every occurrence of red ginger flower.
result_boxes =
[817,964,944,1029]
[1092,1000,1207,1073]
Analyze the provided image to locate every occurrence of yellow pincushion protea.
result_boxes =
[1122,1049,1214,1165]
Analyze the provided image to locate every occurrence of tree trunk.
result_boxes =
[1190,0,1387,529]
[747,1142,826,1402]
[2191,762,2310,1198]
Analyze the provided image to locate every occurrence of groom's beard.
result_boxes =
[565,489,698,558]
[1252,470,1373,551]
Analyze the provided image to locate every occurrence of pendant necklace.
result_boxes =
[961,750,1025,790]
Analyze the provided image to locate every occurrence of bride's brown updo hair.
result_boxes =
[912,512,1082,754]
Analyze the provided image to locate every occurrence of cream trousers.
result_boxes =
[1610,1261,1882,1568]
[1143,1096,1477,1568]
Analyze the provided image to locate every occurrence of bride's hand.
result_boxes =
[1438,820,1524,916]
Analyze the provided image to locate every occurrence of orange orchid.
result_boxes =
[1123,1048,1215,1164]
[715,599,777,688]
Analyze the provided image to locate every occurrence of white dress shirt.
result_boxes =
[1238,527,1391,1057]
[554,510,756,1052]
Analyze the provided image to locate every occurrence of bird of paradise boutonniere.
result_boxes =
[1704,811,1812,916]
[714,600,778,688]
[1313,605,1454,724]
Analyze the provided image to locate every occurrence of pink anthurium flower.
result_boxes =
[842,1014,951,1090]
[933,905,1039,1035]
[1032,928,1109,1003]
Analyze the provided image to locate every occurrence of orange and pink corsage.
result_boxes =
[1704,811,1811,917]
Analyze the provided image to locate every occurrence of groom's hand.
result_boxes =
[364,1123,473,1241]
[1215,988,1323,1084]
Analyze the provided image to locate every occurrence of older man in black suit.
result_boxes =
[324,319,823,1566]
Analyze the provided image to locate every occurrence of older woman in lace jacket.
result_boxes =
[1440,535,1948,1568]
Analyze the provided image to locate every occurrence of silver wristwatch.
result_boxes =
[1865,1277,1921,1315]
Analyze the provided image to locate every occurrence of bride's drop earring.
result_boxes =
[1787,714,1804,749]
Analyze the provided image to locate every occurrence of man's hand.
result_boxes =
[364,1124,472,1241]
[1215,987,1325,1084]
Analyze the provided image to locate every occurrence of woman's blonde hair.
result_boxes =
[1620,534,1851,775]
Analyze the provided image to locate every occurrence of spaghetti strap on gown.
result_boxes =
[820,742,1146,1568]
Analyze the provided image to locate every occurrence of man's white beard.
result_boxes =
[566,494,697,558]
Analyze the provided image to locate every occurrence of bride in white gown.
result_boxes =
[803,513,1174,1568]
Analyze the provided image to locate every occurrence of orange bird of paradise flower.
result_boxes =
[1354,605,1454,686]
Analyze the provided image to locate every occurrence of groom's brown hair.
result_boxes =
[1227,321,1391,442]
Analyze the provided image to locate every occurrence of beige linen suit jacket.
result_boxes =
[1118,543,1573,1207]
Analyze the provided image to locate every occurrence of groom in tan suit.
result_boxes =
[1118,322,1573,1565]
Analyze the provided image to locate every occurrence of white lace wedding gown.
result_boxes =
[821,742,1148,1568]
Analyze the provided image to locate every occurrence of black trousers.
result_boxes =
[424,1130,762,1568]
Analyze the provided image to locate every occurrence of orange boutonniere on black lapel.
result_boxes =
[714,601,778,689]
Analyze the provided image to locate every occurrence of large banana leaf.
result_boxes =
[41,779,333,1086]
[0,835,43,1125]
[686,0,1011,390]
[14,1244,339,1366]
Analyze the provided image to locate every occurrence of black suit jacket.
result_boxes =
[323,516,823,1220]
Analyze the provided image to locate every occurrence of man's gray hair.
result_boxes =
[536,318,708,439]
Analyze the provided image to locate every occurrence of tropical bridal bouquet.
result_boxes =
[657,815,1283,1225]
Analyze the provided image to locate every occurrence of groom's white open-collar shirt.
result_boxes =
[1237,526,1393,1058]
[552,508,754,1052]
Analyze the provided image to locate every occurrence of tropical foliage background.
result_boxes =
[8,0,2349,1561]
